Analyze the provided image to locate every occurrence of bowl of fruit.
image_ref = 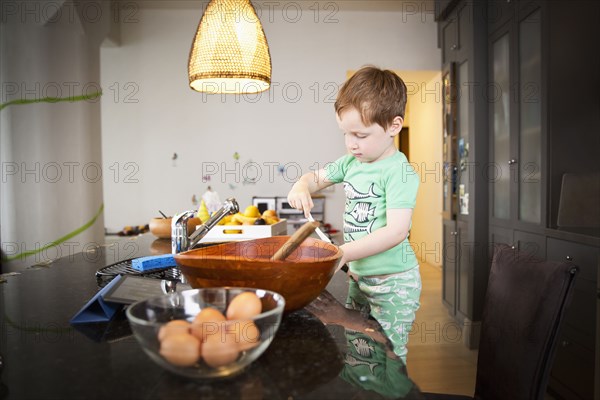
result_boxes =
[126,287,285,379]
[205,205,286,240]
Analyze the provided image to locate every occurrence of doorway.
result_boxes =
[396,127,410,161]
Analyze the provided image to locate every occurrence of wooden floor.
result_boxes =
[406,262,478,395]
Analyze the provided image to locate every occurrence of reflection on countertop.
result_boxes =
[0,234,423,399]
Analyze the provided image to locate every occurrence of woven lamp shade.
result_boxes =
[188,0,271,94]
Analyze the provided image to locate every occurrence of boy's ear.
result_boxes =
[388,116,404,137]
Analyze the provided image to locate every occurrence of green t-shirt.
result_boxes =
[325,151,419,276]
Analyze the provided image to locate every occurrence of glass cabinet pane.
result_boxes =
[458,61,470,215]
[442,68,456,217]
[519,10,542,223]
[492,34,510,219]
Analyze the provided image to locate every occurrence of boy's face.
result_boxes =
[336,108,402,163]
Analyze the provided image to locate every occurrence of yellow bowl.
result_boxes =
[174,236,342,312]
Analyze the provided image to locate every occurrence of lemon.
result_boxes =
[243,205,261,218]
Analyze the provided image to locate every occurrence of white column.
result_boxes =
[1,0,111,264]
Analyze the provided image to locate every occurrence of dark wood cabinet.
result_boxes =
[546,2,600,233]
[596,260,600,400]
[442,219,458,313]
[489,225,512,249]
[546,237,599,399]
[548,239,600,284]
[438,0,490,349]
[436,0,600,397]
[488,1,544,233]
[441,13,458,64]
[514,230,545,260]
[551,329,596,400]
[487,0,513,34]
[456,220,470,318]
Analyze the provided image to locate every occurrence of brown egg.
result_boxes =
[225,320,261,352]
[201,329,240,368]
[158,320,191,341]
[191,307,226,341]
[226,292,262,320]
[159,333,201,367]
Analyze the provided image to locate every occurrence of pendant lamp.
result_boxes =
[188,0,271,94]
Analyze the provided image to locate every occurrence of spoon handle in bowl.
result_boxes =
[270,221,319,261]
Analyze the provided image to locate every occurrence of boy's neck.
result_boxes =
[360,146,398,164]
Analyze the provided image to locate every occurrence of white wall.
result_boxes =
[100,1,441,233]
[1,2,109,262]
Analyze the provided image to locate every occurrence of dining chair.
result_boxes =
[424,243,578,400]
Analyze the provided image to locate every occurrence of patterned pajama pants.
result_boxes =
[345,266,422,364]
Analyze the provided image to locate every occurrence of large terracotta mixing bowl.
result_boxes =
[174,236,342,312]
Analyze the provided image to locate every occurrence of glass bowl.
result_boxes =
[126,287,285,379]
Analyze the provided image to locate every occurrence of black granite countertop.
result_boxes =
[0,234,423,399]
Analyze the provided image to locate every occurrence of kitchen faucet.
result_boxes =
[171,197,239,254]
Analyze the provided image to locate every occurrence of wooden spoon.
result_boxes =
[271,221,320,261]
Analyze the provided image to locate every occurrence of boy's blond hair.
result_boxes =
[335,66,407,130]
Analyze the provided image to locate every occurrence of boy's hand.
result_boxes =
[287,181,314,218]
[336,246,348,273]
[287,169,332,218]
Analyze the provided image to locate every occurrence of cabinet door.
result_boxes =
[547,237,599,399]
[490,31,511,221]
[456,4,470,61]
[456,220,470,318]
[489,5,544,227]
[547,238,599,282]
[517,9,543,224]
[487,0,514,35]
[489,226,513,245]
[514,230,545,260]
[456,60,470,217]
[489,225,514,254]
[442,15,458,64]
[435,0,454,21]
[596,259,600,399]
[442,219,458,314]
[442,63,457,221]
[547,238,598,343]
[551,326,596,400]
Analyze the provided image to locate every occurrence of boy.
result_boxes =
[287,66,421,362]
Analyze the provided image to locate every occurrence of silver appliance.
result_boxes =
[276,196,325,232]
[252,196,277,214]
